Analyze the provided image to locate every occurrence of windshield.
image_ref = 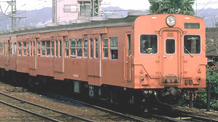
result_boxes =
[184,35,201,54]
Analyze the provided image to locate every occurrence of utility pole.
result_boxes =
[91,0,100,17]
[10,0,16,30]
[52,0,57,23]
[0,0,25,30]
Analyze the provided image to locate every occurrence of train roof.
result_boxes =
[0,16,138,37]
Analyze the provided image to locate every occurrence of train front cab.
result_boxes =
[133,14,207,96]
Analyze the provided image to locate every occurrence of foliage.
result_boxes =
[194,65,218,110]
[149,0,195,15]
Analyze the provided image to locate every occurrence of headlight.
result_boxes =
[166,15,176,27]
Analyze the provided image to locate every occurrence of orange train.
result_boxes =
[0,14,207,107]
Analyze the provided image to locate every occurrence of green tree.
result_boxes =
[149,0,195,15]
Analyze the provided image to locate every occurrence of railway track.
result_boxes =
[46,92,149,122]
[150,111,218,122]
[0,92,95,122]
[46,92,218,122]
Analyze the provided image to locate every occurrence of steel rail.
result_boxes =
[0,100,63,122]
[47,92,149,122]
[180,113,218,122]
[0,92,95,122]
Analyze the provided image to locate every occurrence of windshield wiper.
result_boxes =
[184,46,193,57]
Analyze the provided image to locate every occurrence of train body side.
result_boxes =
[0,14,207,91]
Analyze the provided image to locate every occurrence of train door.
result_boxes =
[125,34,132,82]
[29,39,37,70]
[160,30,181,85]
[53,36,64,73]
[87,34,102,86]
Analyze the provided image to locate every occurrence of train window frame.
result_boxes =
[165,38,176,55]
[29,41,32,56]
[70,39,76,58]
[0,43,3,54]
[110,37,118,60]
[32,41,35,56]
[41,41,46,56]
[183,34,201,55]
[90,38,94,58]
[23,41,27,56]
[38,41,41,57]
[13,42,17,56]
[140,34,158,55]
[46,41,51,57]
[51,40,54,57]
[77,39,82,58]
[65,40,69,58]
[84,39,88,58]
[95,38,98,59]
[103,38,108,59]
[18,42,22,56]
[59,40,62,57]
[27,41,29,56]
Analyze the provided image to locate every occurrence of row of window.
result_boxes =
[140,35,201,54]
[16,37,118,59]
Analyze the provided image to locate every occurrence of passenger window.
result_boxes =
[103,38,108,59]
[90,38,93,58]
[77,39,82,57]
[51,41,54,57]
[70,39,76,58]
[140,35,158,54]
[95,38,98,58]
[184,35,201,54]
[9,42,14,56]
[30,42,32,56]
[59,40,62,57]
[46,41,50,57]
[166,39,175,54]
[38,41,41,57]
[127,35,131,56]
[56,41,58,57]
[23,42,27,56]
[66,40,69,57]
[27,42,29,56]
[0,43,3,54]
[14,42,17,55]
[84,39,88,58]
[110,37,118,59]
[32,42,35,56]
[42,41,45,56]
[19,42,22,56]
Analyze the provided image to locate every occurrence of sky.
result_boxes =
[0,0,218,11]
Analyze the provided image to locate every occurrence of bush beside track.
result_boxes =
[195,65,218,110]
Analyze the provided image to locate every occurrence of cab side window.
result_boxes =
[140,35,158,54]
[110,37,118,59]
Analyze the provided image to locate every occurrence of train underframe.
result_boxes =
[0,69,198,111]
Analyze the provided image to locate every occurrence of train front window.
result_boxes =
[140,35,157,54]
[184,35,200,54]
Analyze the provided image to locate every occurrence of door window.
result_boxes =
[166,39,175,54]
